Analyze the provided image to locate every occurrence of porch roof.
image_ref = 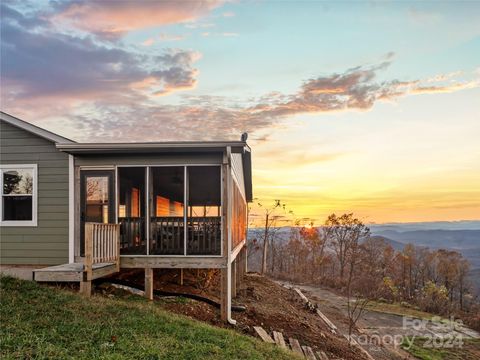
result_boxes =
[55,141,249,154]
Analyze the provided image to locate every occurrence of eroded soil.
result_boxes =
[99,269,373,359]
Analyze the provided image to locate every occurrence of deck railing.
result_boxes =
[84,222,121,274]
[80,223,120,297]
[150,216,185,255]
[118,216,221,255]
[119,217,146,254]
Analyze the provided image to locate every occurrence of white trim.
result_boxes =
[0,164,38,227]
[220,165,224,257]
[57,141,247,152]
[225,146,236,324]
[115,166,119,224]
[68,155,74,263]
[183,166,187,256]
[146,166,150,255]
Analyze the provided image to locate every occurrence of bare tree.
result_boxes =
[324,213,370,281]
[251,199,291,275]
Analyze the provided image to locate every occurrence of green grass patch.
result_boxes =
[401,336,480,360]
[365,301,437,320]
[0,276,297,359]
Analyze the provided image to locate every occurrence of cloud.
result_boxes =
[1,3,477,143]
[141,33,186,46]
[201,31,238,37]
[410,81,479,94]
[18,58,475,143]
[1,5,200,103]
[141,38,155,46]
[159,33,186,42]
[52,0,223,38]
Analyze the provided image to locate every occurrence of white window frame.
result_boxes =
[0,164,38,227]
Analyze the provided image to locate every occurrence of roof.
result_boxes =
[0,111,75,144]
[55,141,250,153]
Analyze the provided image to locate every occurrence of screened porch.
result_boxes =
[117,165,222,256]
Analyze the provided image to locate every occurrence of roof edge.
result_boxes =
[0,111,75,144]
[56,141,249,153]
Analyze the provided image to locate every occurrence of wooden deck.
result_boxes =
[34,262,117,282]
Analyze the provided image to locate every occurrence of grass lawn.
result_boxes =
[401,337,480,360]
[365,300,437,320]
[0,276,297,359]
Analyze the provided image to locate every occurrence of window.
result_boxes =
[0,164,37,226]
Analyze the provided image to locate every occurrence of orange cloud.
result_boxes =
[410,81,479,94]
[54,1,223,38]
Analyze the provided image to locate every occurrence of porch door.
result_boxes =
[80,170,115,256]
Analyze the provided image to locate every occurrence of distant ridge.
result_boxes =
[368,220,480,232]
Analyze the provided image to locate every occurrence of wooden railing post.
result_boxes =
[80,223,94,297]
[80,223,121,296]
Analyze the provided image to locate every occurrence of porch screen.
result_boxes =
[150,167,185,255]
[118,167,146,254]
[187,166,221,255]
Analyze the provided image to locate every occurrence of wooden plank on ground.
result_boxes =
[289,338,304,356]
[294,288,309,303]
[316,309,338,333]
[272,331,286,348]
[316,351,329,360]
[253,326,275,343]
[294,286,338,335]
[302,346,316,360]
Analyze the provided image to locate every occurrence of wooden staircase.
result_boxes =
[34,223,120,296]
[254,326,330,359]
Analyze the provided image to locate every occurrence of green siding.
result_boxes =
[0,121,69,265]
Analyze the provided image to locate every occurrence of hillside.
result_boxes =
[371,229,480,250]
[248,226,480,267]
[370,229,480,269]
[0,276,295,360]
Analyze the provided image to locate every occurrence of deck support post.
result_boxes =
[80,279,92,297]
[180,269,184,285]
[220,267,228,321]
[145,268,154,300]
[243,246,248,275]
[239,248,244,285]
[231,259,237,298]
[243,246,247,276]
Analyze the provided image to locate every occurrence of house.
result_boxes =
[0,111,251,323]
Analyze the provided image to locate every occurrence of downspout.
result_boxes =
[226,146,236,325]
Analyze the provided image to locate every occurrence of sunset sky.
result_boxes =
[2,1,479,224]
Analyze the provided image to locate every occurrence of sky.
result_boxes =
[1,0,479,225]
